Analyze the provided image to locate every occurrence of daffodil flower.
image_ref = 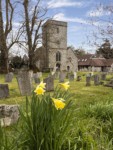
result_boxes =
[59,81,70,90]
[52,98,66,110]
[34,86,45,95]
[38,81,46,89]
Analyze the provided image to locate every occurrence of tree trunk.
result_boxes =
[0,0,9,73]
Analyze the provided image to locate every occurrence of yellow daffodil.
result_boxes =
[34,86,45,95]
[59,81,70,90]
[38,81,46,89]
[52,98,66,110]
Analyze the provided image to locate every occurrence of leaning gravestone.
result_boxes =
[69,74,74,81]
[44,76,54,92]
[105,79,113,87]
[59,72,66,82]
[94,75,100,85]
[5,72,14,82]
[0,84,9,99]
[17,71,32,96]
[0,104,19,126]
[86,76,91,86]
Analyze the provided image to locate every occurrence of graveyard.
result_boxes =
[0,71,113,149]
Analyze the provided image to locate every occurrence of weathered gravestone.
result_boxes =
[86,76,91,86]
[34,78,40,84]
[105,79,113,87]
[101,73,106,80]
[0,84,9,99]
[55,71,60,79]
[44,76,54,92]
[59,72,66,82]
[37,72,42,78]
[17,71,32,96]
[0,104,19,126]
[76,76,81,81]
[94,75,100,85]
[69,74,74,81]
[5,72,14,82]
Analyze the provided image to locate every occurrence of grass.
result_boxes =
[0,72,113,149]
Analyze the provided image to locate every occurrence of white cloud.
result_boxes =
[53,13,99,26]
[87,5,111,17]
[48,0,83,8]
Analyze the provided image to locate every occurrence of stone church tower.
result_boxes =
[35,20,78,72]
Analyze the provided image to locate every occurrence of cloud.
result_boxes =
[53,13,99,26]
[48,0,83,8]
[87,5,111,17]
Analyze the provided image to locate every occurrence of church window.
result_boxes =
[56,51,61,61]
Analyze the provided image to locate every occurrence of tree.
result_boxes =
[21,0,47,70]
[0,0,22,73]
[96,39,113,59]
[88,4,113,46]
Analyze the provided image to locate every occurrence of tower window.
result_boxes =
[56,51,61,61]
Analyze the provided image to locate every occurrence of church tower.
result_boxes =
[42,20,67,70]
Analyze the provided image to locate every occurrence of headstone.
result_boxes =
[76,76,81,81]
[0,84,9,99]
[44,76,54,92]
[29,70,33,79]
[38,72,42,78]
[55,71,60,79]
[5,72,14,82]
[94,75,100,85]
[86,76,91,86]
[59,72,66,82]
[0,104,19,126]
[69,74,74,81]
[74,72,77,79]
[17,71,32,96]
[104,79,113,87]
[101,74,106,80]
[34,77,40,84]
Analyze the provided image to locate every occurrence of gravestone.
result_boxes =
[44,76,54,92]
[0,104,19,126]
[69,74,74,81]
[76,76,81,81]
[59,72,66,82]
[17,71,32,96]
[34,77,40,84]
[94,75,100,85]
[5,72,14,82]
[37,72,42,78]
[86,76,91,86]
[0,84,9,99]
[74,72,77,79]
[101,74,106,80]
[105,79,113,87]
[55,71,60,79]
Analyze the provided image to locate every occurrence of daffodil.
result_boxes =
[38,81,46,89]
[52,98,66,110]
[34,86,45,95]
[59,81,70,90]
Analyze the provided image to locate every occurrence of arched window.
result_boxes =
[56,51,61,61]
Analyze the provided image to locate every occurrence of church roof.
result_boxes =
[78,54,113,67]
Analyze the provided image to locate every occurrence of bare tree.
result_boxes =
[21,0,47,70]
[87,3,113,48]
[0,0,22,73]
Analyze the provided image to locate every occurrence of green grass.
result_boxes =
[0,72,113,149]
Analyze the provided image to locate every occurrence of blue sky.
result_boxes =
[40,0,113,53]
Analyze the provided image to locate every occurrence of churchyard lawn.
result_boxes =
[0,72,113,149]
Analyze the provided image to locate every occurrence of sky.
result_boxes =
[41,0,113,54]
[8,0,113,55]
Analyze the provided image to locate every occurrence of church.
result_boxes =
[34,20,78,72]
